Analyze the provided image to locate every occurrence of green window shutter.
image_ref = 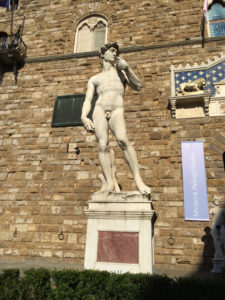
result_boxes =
[52,93,97,127]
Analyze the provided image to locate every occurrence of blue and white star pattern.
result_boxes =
[175,61,225,96]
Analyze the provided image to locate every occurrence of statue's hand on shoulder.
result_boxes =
[81,116,95,132]
[116,57,129,71]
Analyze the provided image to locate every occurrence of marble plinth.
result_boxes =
[212,259,225,273]
[84,191,154,274]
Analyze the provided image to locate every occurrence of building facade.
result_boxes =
[0,0,225,276]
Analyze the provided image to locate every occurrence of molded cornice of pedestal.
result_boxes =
[84,210,155,220]
[85,191,154,220]
[90,190,151,202]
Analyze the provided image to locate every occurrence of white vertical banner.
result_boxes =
[181,141,209,221]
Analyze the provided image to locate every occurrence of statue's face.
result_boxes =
[103,47,117,63]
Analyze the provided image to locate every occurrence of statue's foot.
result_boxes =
[136,180,151,195]
[98,174,115,192]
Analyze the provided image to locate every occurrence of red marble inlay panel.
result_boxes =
[97,231,139,264]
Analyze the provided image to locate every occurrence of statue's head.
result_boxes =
[213,197,219,206]
[99,42,120,65]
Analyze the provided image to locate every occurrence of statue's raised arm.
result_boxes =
[116,57,142,91]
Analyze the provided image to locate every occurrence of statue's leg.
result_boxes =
[109,108,151,194]
[92,106,114,191]
[212,226,220,259]
[109,149,121,192]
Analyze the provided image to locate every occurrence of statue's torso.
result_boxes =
[94,68,126,111]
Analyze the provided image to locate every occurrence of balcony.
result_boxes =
[0,31,27,84]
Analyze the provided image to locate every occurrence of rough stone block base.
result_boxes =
[84,191,154,274]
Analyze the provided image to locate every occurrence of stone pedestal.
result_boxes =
[84,191,155,274]
[212,259,225,274]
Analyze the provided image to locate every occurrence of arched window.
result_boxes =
[74,16,107,53]
[208,1,225,37]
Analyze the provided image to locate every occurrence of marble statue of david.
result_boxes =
[81,42,151,195]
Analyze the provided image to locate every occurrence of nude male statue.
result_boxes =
[81,42,151,194]
[210,198,225,260]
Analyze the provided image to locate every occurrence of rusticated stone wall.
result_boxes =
[1,0,203,57]
[0,0,225,275]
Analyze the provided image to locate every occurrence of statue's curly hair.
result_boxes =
[99,42,120,57]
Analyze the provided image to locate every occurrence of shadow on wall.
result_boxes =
[193,202,225,276]
[200,226,215,272]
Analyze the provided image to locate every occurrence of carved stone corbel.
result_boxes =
[204,95,211,116]
[169,98,176,118]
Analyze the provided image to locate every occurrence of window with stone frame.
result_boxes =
[208,0,225,37]
[0,0,19,11]
[74,15,108,53]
